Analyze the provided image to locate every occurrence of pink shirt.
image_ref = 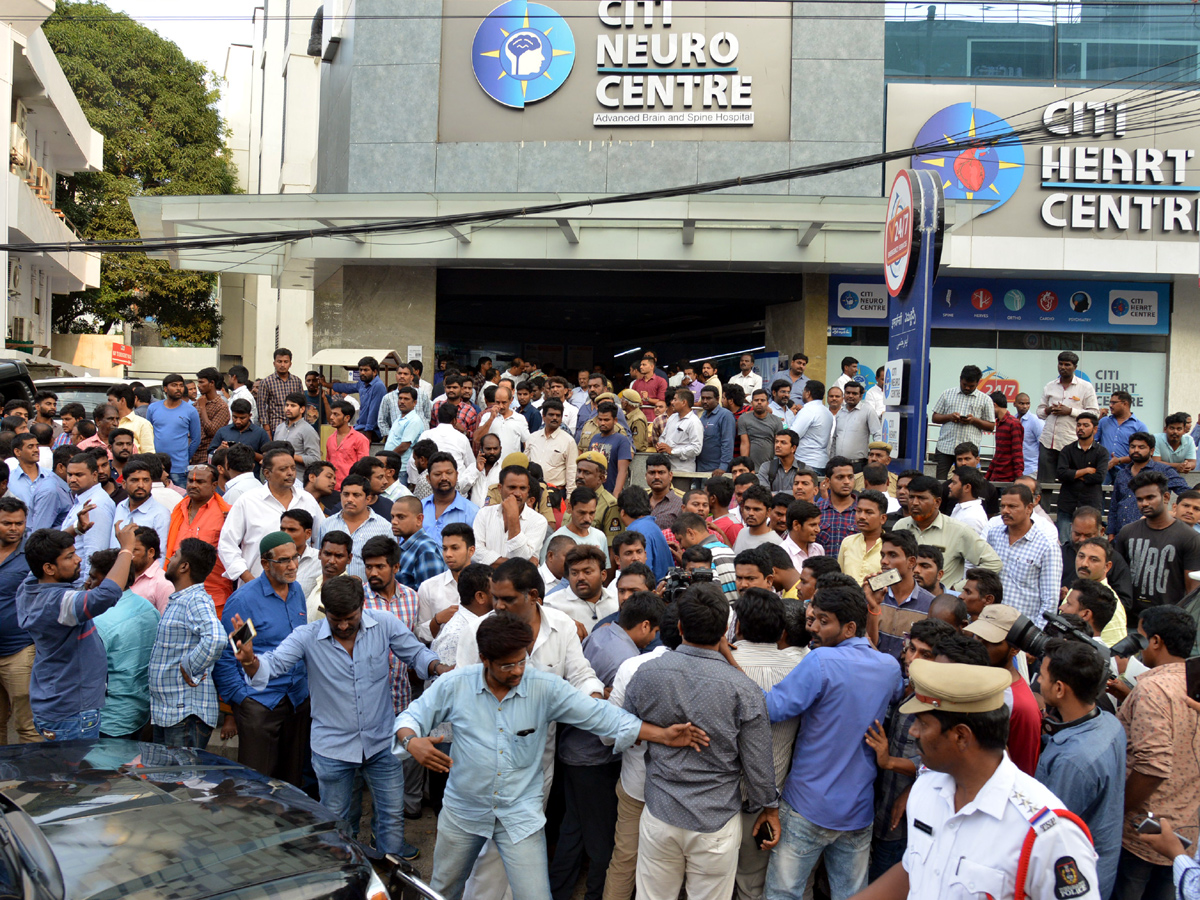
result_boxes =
[131,560,173,613]
[326,429,369,489]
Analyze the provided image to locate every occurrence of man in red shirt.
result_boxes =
[964,603,1041,775]
[325,400,369,489]
[985,391,1025,483]
[633,355,667,415]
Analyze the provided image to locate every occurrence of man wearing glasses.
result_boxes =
[213,531,313,790]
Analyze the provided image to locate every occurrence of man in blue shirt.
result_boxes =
[385,386,424,480]
[109,458,171,555]
[1036,638,1125,899]
[61,452,116,569]
[1106,432,1189,536]
[0,498,35,742]
[208,399,271,468]
[233,574,448,862]
[16,520,137,740]
[145,373,201,486]
[391,495,447,588]
[1096,390,1146,479]
[396,611,706,900]
[213,531,311,790]
[697,385,735,476]
[9,434,68,532]
[616,487,672,582]
[763,584,902,899]
[421,456,480,544]
[327,356,386,441]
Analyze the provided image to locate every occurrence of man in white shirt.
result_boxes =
[789,380,835,473]
[526,398,576,493]
[863,366,886,419]
[472,465,548,565]
[543,377,578,433]
[544,544,618,635]
[218,448,325,583]
[728,354,762,397]
[416,522,476,642]
[218,444,259,506]
[467,434,503,507]
[225,364,258,424]
[474,384,529,460]
[656,388,702,466]
[409,403,479,493]
[948,466,989,537]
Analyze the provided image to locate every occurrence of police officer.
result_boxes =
[851,659,1100,900]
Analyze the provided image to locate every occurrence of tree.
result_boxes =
[44,1,238,342]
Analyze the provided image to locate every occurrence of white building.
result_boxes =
[1,0,102,356]
[217,0,321,379]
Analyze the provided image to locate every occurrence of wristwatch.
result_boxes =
[400,734,416,752]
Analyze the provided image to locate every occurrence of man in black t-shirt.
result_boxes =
[1114,470,1200,617]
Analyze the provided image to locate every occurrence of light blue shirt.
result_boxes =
[93,590,160,736]
[385,408,425,471]
[766,636,902,831]
[145,400,201,476]
[148,583,225,729]
[110,497,171,557]
[9,464,70,532]
[1021,410,1044,477]
[1096,413,1147,461]
[789,401,834,469]
[395,665,641,843]
[421,493,480,545]
[252,609,437,763]
[62,483,116,568]
[1156,433,1197,463]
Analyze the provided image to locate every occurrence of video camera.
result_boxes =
[661,566,713,604]
[1005,611,1146,661]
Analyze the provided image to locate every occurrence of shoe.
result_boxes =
[398,841,420,862]
[404,809,422,820]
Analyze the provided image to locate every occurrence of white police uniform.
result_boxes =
[903,754,1100,900]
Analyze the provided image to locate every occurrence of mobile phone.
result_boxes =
[1136,815,1161,835]
[867,568,903,592]
[755,821,774,849]
[1186,657,1200,703]
[229,619,256,653]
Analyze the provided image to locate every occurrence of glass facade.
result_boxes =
[885,1,1200,84]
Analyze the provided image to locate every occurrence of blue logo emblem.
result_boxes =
[1111,296,1130,317]
[911,103,1024,215]
[472,1,575,108]
[840,291,859,311]
[883,368,892,398]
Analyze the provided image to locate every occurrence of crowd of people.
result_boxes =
[3,344,1200,900]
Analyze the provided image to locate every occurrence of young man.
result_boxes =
[1096,389,1146,475]
[895,474,1001,590]
[253,349,304,436]
[388,494,447,591]
[544,544,617,634]
[275,391,322,469]
[817,456,859,555]
[110,458,171,557]
[315,475,392,581]
[385,386,425,485]
[166,463,233,615]
[8,433,69,532]
[958,567,1002,621]
[543,486,608,560]
[963,604,1043,776]
[985,391,1024,483]
[0,498,35,744]
[782,499,823,569]
[1154,411,1196,473]
[756,431,803,494]
[1115,470,1200,613]
[208,398,270,466]
[526,398,576,504]
[697,385,735,476]
[108,385,156,453]
[1055,411,1109,542]
[616,488,673,582]
[862,529,936,660]
[417,522,476,641]
[588,403,632,496]
[733,485,783,553]
[1105,431,1189,536]
[655,388,702,466]
[193,367,231,464]
[1037,349,1100,484]
[947,466,989,537]
[420,453,479,545]
[326,400,370,489]
[61,452,117,570]
[472,466,548,566]
[737,389,785,471]
[17,521,137,739]
[324,356,385,440]
[144,374,201,486]
[147,538,226,748]
[764,585,903,899]
[1064,540,1127,646]
[838,489,886,584]
[705,476,743,547]
[89,548,160,741]
[929,366,996,480]
[831,383,883,471]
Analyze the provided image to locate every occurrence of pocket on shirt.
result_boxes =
[509,730,542,767]
[369,655,390,683]
[947,858,1008,899]
[902,831,933,872]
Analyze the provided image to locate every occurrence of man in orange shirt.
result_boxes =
[326,400,369,489]
[165,463,234,615]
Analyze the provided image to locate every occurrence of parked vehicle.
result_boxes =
[33,376,164,416]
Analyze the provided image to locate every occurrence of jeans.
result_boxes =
[152,715,213,749]
[311,748,406,857]
[868,836,907,884]
[170,470,187,487]
[1112,847,1176,900]
[765,801,871,900]
[431,809,551,900]
[34,708,101,741]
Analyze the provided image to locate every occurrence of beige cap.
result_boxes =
[869,441,893,452]
[899,659,1013,714]
[577,450,608,470]
[500,452,529,469]
[964,604,1022,644]
[618,389,642,405]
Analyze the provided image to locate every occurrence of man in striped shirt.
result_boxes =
[929,365,995,480]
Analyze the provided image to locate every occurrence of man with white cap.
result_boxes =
[850,659,1100,900]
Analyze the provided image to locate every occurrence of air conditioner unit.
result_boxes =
[8,125,27,175]
[11,317,28,343]
[13,101,27,136]
[7,260,20,297]
[34,167,49,201]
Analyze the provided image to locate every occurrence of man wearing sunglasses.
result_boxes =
[213,531,314,791]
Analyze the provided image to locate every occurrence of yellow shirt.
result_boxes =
[837,533,882,585]
[781,579,801,600]
[120,412,156,453]
[1097,576,1128,647]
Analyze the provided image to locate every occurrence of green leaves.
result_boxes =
[45,1,239,342]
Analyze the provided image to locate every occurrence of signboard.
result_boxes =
[111,343,133,367]
[440,0,791,140]
[886,84,1200,242]
[885,170,915,297]
[883,360,904,406]
[830,277,1169,335]
[881,411,903,456]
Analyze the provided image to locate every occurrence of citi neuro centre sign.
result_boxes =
[886,84,1200,240]
[443,0,791,141]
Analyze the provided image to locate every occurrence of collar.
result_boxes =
[75,482,107,504]
[471,661,532,699]
[910,512,944,532]
[956,498,983,510]
[935,754,1017,822]
[135,560,165,583]
[675,644,724,660]
[254,570,297,599]
[168,582,207,603]
[227,472,256,485]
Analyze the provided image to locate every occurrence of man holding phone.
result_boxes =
[861,531,935,660]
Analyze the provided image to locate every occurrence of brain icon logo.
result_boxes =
[473,1,575,108]
[504,32,546,77]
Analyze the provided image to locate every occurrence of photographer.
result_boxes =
[670,512,736,602]
[1059,579,1120,650]
[1036,639,1127,900]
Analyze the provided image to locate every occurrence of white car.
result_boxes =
[34,376,164,416]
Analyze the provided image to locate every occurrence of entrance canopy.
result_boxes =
[129,191,989,288]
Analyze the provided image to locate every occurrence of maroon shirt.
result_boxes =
[634,374,668,413]
[986,411,1025,482]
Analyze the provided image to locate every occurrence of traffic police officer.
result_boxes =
[851,659,1100,900]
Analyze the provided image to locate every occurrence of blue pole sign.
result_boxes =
[884,168,944,472]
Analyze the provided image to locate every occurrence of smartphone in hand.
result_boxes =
[229,619,257,653]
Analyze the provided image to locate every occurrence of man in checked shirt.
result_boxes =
[254,348,304,436]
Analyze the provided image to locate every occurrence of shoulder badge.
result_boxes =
[1053,857,1090,899]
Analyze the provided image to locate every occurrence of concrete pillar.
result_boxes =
[1168,273,1200,417]
[313,265,437,366]
[764,273,829,389]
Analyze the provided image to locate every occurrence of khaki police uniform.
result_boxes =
[900,660,1100,900]
[577,450,622,544]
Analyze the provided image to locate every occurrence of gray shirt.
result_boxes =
[738,412,785,469]
[830,405,882,461]
[274,419,322,467]
[624,645,777,833]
